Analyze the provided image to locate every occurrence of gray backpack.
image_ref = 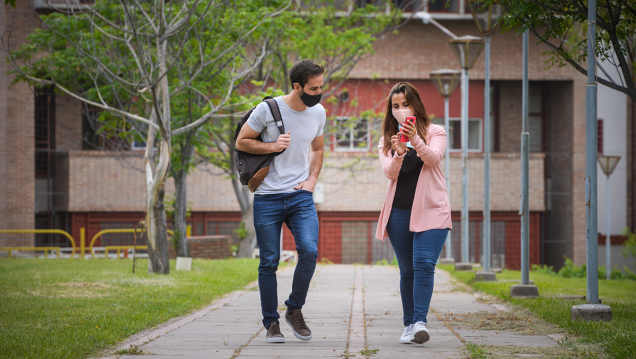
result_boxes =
[233,97,286,192]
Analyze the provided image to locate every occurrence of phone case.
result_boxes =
[400,117,416,142]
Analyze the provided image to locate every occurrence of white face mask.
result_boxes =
[392,108,414,125]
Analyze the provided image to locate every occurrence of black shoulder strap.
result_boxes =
[263,97,285,134]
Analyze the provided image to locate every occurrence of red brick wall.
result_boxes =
[55,94,82,151]
[571,76,589,266]
[0,3,40,247]
[324,78,484,121]
[350,20,581,81]
[168,236,233,260]
[545,81,575,267]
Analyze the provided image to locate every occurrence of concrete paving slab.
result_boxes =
[455,329,557,347]
[113,263,561,359]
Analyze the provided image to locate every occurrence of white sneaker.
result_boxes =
[399,324,414,344]
[410,321,430,344]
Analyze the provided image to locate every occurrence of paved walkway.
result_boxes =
[108,264,561,359]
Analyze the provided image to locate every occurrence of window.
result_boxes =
[206,221,241,243]
[528,84,545,153]
[35,87,55,178]
[100,222,144,246]
[394,0,424,11]
[341,222,369,264]
[430,117,482,152]
[371,221,395,263]
[132,139,146,151]
[428,0,458,13]
[448,220,506,268]
[331,117,377,152]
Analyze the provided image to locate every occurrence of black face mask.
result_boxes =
[299,90,322,108]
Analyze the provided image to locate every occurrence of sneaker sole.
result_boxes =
[411,329,430,344]
[399,337,414,344]
[285,317,312,341]
[266,337,285,343]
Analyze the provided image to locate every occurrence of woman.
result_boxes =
[375,82,452,345]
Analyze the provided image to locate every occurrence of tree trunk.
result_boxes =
[147,184,170,274]
[173,169,190,257]
[145,125,171,274]
[230,144,257,258]
[236,204,257,258]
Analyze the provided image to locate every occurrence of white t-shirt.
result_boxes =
[246,96,326,194]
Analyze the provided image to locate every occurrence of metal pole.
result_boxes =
[521,29,530,285]
[461,68,470,263]
[586,0,599,304]
[483,35,491,272]
[445,96,452,259]
[606,173,611,279]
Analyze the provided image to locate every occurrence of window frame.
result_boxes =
[331,116,375,153]
[431,117,483,153]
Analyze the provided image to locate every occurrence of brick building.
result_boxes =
[1,2,633,269]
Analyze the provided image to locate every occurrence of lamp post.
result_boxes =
[570,0,612,322]
[509,29,540,298]
[430,69,461,261]
[448,36,485,265]
[598,155,621,279]
[467,0,501,275]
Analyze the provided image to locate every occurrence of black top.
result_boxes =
[392,149,424,210]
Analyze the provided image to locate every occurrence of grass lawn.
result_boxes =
[0,257,259,359]
[439,264,636,359]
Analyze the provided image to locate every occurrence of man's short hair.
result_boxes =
[289,59,325,89]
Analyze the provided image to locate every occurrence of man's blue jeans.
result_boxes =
[253,190,319,329]
[386,208,449,326]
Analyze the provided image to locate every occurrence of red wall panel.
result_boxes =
[324,79,485,121]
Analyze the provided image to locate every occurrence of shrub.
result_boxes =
[557,257,586,278]
[531,264,556,275]
[622,227,636,259]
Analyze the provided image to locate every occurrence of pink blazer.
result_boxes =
[375,124,452,240]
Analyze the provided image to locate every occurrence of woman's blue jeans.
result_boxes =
[386,208,449,326]
[253,190,319,329]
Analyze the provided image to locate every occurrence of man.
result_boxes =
[236,59,325,343]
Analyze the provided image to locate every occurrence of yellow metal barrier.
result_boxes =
[0,230,76,255]
[104,245,148,259]
[89,229,173,259]
[0,247,61,258]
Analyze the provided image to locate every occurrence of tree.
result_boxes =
[487,0,636,101]
[202,1,403,258]
[3,0,289,273]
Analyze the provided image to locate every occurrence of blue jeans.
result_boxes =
[386,208,448,326]
[253,190,319,329]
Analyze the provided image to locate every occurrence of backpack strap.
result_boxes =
[263,97,285,134]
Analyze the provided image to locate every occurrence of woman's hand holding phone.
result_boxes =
[391,135,407,155]
[400,117,416,142]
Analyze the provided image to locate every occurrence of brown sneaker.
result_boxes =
[266,322,285,343]
[285,309,312,341]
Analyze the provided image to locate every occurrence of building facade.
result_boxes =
[2,1,634,270]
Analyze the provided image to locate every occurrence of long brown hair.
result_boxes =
[382,82,431,155]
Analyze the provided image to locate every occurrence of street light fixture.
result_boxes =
[466,1,501,36]
[430,69,461,261]
[467,0,501,275]
[598,155,621,280]
[448,36,485,265]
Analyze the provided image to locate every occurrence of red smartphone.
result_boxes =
[399,117,416,142]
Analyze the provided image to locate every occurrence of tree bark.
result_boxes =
[173,168,190,258]
[145,112,171,274]
[236,204,257,258]
[147,184,170,274]
[230,144,257,258]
